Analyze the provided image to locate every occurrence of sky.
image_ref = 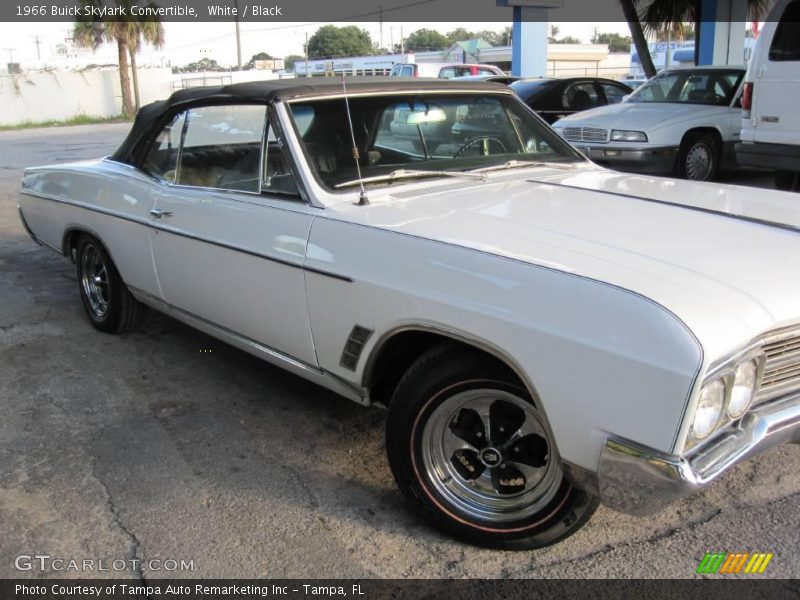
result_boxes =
[0,21,633,68]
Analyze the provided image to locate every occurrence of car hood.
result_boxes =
[553,102,723,131]
[341,165,800,359]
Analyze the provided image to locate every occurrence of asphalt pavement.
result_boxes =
[0,123,798,580]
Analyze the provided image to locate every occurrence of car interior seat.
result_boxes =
[571,89,594,111]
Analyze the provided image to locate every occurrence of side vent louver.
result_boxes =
[339,325,373,371]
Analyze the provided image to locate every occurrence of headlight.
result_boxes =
[728,360,758,418]
[610,129,648,142]
[691,378,725,440]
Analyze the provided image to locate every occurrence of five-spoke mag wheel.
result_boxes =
[76,235,145,334]
[422,389,559,524]
[386,345,599,550]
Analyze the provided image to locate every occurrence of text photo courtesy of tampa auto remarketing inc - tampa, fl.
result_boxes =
[1,0,800,598]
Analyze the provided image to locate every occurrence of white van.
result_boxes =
[736,0,800,190]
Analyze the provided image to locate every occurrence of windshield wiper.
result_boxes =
[334,169,487,189]
[469,160,579,174]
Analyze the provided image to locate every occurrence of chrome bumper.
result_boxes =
[598,392,800,516]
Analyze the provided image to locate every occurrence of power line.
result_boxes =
[166,0,441,50]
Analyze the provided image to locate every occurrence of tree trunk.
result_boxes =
[619,0,657,78]
[129,48,141,111]
[116,38,135,118]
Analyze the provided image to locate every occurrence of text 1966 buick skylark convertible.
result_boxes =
[17,78,800,549]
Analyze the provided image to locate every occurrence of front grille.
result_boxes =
[561,126,609,143]
[757,329,800,402]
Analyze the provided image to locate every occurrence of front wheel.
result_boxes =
[385,345,598,550]
[676,132,720,181]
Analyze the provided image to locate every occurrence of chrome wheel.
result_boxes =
[420,388,559,523]
[684,142,714,181]
[80,244,109,318]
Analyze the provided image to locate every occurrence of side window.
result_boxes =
[439,67,457,79]
[262,124,299,197]
[770,0,800,61]
[563,83,599,110]
[178,104,266,192]
[142,111,186,182]
[601,83,628,104]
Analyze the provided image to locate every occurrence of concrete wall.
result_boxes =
[0,67,173,126]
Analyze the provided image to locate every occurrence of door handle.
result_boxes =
[150,208,173,219]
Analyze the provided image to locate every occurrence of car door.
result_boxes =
[751,0,800,145]
[146,103,318,366]
[707,71,744,142]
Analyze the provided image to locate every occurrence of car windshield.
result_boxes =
[626,69,744,105]
[287,93,582,190]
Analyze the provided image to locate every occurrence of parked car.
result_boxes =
[736,0,800,191]
[510,77,633,123]
[18,78,800,550]
[454,74,520,85]
[389,62,504,78]
[552,66,746,181]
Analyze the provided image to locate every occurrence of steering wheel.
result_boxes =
[453,136,508,158]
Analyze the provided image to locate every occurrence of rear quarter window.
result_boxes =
[769,0,800,61]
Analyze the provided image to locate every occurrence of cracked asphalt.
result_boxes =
[1,123,799,580]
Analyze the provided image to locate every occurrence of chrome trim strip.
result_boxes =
[17,204,42,246]
[128,286,367,405]
[19,190,352,283]
[598,390,800,516]
[528,180,800,235]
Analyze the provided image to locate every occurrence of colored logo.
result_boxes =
[697,552,774,575]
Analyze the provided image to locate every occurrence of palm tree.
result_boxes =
[619,0,657,78]
[127,5,165,110]
[72,1,165,117]
[640,0,769,64]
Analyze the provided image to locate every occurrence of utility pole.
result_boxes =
[400,27,404,60]
[32,35,42,60]
[234,0,242,69]
[304,31,309,78]
[379,6,383,51]
[4,48,16,63]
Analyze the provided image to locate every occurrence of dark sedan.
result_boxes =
[511,77,633,124]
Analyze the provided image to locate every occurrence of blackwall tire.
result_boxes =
[76,235,145,334]
[385,344,598,550]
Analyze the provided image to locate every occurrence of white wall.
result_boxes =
[0,67,173,126]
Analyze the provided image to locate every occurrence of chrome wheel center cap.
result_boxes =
[479,447,503,468]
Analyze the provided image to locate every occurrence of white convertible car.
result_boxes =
[17,78,800,550]
[552,66,746,181]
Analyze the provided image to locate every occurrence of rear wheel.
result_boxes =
[385,345,598,550]
[676,132,720,181]
[76,235,145,333]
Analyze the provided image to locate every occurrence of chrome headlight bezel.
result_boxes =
[686,351,766,449]
[610,129,648,142]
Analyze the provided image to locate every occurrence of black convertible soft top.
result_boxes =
[110,77,509,165]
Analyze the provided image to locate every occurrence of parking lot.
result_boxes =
[1,123,799,579]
